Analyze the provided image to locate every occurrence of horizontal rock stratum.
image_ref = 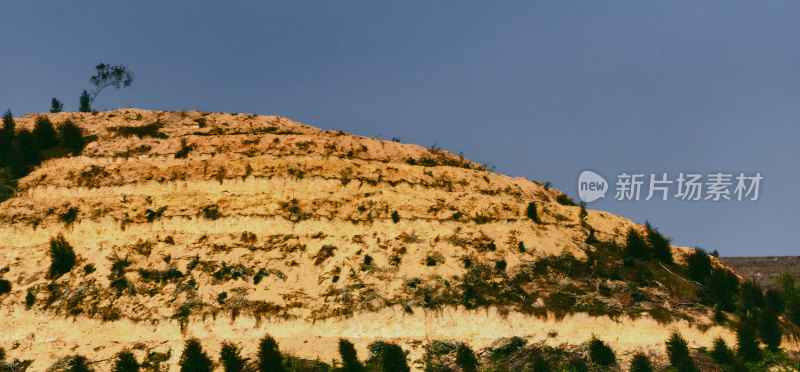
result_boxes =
[0,109,784,370]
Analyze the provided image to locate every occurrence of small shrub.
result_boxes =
[59,206,79,225]
[391,210,400,223]
[110,121,168,139]
[588,337,616,366]
[711,337,734,365]
[665,332,697,371]
[737,321,761,362]
[257,335,285,372]
[455,343,477,372]
[141,350,171,372]
[79,90,91,112]
[759,308,782,351]
[219,342,245,372]
[0,279,10,295]
[174,140,196,159]
[59,120,86,154]
[339,338,365,372]
[34,116,59,149]
[145,206,167,222]
[525,202,540,223]
[51,98,64,113]
[629,352,653,372]
[686,248,712,283]
[83,264,96,274]
[49,234,76,279]
[25,288,36,308]
[625,229,649,260]
[313,245,337,266]
[200,205,222,220]
[179,339,213,372]
[111,350,140,372]
[645,223,673,264]
[556,194,576,206]
[68,355,95,372]
[381,343,410,372]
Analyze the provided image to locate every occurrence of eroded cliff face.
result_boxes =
[0,109,737,369]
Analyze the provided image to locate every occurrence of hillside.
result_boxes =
[0,110,792,370]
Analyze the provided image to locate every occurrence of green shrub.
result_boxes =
[16,129,42,167]
[625,229,649,260]
[686,248,712,283]
[219,342,245,372]
[174,140,196,159]
[3,110,15,137]
[556,194,576,206]
[711,337,734,365]
[141,350,171,372]
[741,280,765,313]
[764,288,784,313]
[51,98,64,113]
[111,350,140,372]
[49,234,76,279]
[338,338,365,372]
[759,308,782,351]
[34,116,59,149]
[0,168,16,202]
[0,279,10,295]
[736,321,761,362]
[381,343,410,372]
[25,288,36,308]
[391,211,400,223]
[665,332,697,371]
[455,343,478,372]
[109,121,168,139]
[629,352,653,372]
[701,268,740,311]
[59,120,86,154]
[257,335,285,372]
[588,337,616,366]
[645,223,673,264]
[178,339,212,372]
[201,205,222,220]
[59,207,79,225]
[525,202,540,223]
[68,355,95,372]
[79,90,91,112]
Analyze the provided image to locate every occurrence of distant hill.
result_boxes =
[721,256,800,288]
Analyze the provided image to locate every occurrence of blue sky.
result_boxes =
[2,1,798,256]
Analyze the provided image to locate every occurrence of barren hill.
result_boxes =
[0,110,784,370]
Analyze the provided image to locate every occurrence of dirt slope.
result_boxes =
[0,109,763,370]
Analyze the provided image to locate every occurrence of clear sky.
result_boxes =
[2,1,798,256]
